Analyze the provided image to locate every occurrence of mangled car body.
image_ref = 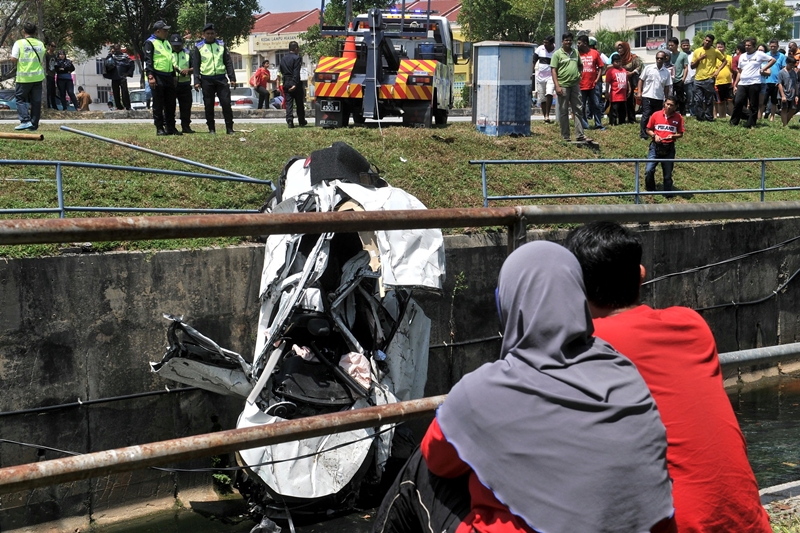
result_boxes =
[150,142,445,518]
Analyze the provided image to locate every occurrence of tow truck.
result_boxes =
[313,2,470,128]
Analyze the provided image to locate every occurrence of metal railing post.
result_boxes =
[634,161,640,204]
[481,163,489,208]
[761,160,767,202]
[55,163,65,219]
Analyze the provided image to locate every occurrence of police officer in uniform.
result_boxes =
[192,23,236,134]
[144,20,179,135]
[10,22,45,131]
[170,34,195,133]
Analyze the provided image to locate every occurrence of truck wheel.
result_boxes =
[352,112,366,124]
[434,109,448,125]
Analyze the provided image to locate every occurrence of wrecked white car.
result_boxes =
[150,142,445,524]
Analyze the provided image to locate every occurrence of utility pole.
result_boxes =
[555,0,566,41]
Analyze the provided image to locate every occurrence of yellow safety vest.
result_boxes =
[15,38,45,83]
[151,38,173,73]
[198,41,227,76]
[173,50,191,83]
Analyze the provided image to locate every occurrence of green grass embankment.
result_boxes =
[1,119,799,257]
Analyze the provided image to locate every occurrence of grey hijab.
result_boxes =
[437,241,672,533]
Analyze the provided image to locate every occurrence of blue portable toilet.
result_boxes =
[472,41,535,136]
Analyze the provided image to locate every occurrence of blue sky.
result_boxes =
[259,0,322,13]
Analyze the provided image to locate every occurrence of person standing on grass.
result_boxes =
[714,42,734,118]
[644,95,683,194]
[681,39,695,115]
[552,32,591,142]
[10,22,45,131]
[193,22,237,135]
[691,34,726,122]
[44,41,58,110]
[762,39,786,122]
[577,34,605,131]
[533,36,556,124]
[730,38,775,129]
[170,34,195,134]
[105,44,135,110]
[144,20,179,136]
[605,53,630,125]
[637,51,672,140]
[668,38,688,115]
[778,56,799,126]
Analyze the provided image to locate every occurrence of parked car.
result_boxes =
[216,86,257,109]
[129,89,147,110]
[0,89,17,110]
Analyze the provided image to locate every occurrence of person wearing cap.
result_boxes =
[10,22,45,131]
[279,40,307,128]
[192,23,236,135]
[170,34,195,133]
[144,20,180,135]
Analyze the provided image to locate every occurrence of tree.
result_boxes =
[693,0,795,51]
[634,0,710,40]
[459,0,615,44]
[593,28,634,56]
[177,0,259,46]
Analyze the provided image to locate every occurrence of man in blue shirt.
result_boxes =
[762,38,786,122]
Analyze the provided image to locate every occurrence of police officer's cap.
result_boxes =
[169,34,183,45]
[153,20,171,30]
[203,23,215,32]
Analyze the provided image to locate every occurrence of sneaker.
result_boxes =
[15,122,33,130]
[181,128,196,134]
[226,128,235,135]
[595,126,607,131]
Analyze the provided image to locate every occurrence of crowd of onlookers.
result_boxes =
[534,33,800,133]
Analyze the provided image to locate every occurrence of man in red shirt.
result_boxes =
[564,221,772,533]
[644,95,684,194]
[577,34,605,130]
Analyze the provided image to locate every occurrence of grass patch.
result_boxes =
[1,118,798,257]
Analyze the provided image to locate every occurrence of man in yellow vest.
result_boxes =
[170,34,195,134]
[144,20,179,136]
[10,22,45,131]
[192,23,236,135]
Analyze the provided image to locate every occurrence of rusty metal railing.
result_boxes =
[0,395,445,495]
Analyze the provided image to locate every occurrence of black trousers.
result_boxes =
[46,75,58,109]
[672,81,686,115]
[151,73,177,131]
[175,83,193,129]
[730,84,760,129]
[283,84,306,124]
[608,101,628,125]
[112,78,131,110]
[201,76,233,131]
[256,85,269,109]
[640,97,664,139]
[371,447,470,533]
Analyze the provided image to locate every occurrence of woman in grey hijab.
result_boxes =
[373,241,674,533]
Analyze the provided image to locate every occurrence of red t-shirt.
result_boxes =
[593,306,772,533]
[580,48,604,91]
[606,66,629,102]
[646,110,684,144]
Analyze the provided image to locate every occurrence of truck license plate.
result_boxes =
[319,100,341,113]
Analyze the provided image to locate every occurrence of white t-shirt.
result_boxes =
[534,45,554,82]
[737,50,772,86]
[11,39,44,60]
[640,64,672,100]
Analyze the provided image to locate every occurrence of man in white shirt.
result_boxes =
[730,37,776,129]
[533,36,556,123]
[637,51,672,140]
